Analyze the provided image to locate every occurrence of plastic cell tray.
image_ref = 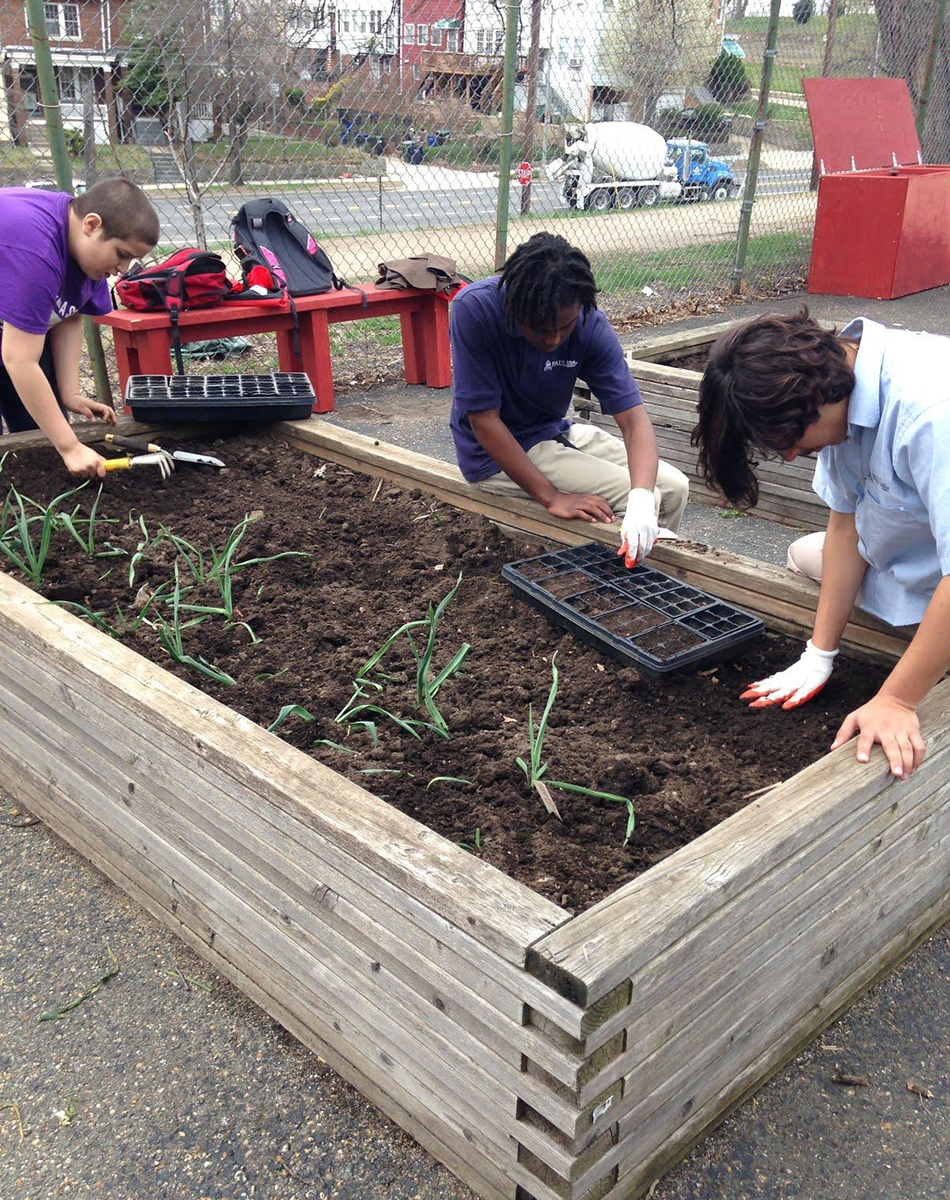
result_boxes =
[502,542,764,678]
[125,373,316,422]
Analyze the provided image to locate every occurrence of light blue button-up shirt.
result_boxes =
[812,318,950,627]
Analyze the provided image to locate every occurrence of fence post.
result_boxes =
[25,0,114,407]
[731,0,782,295]
[494,0,522,270]
[917,0,948,142]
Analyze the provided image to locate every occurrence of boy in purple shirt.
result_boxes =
[450,234,688,564]
[0,177,159,478]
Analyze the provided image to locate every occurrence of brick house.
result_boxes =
[0,0,135,146]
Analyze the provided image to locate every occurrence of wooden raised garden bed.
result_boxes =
[574,320,832,532]
[1,417,948,1200]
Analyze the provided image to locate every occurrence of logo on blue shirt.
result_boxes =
[544,359,579,372]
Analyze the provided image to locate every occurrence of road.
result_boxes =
[151,167,813,248]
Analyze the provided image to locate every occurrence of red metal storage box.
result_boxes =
[805,77,950,300]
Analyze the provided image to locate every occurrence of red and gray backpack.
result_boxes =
[116,248,288,373]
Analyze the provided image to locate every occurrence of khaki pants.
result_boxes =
[786,531,825,581]
[475,423,690,530]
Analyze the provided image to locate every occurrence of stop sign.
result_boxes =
[516,160,533,186]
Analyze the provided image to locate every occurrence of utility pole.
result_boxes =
[520,0,542,214]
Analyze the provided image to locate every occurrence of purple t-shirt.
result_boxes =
[0,189,111,335]
[449,276,641,482]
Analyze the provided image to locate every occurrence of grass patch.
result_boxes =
[591,231,810,294]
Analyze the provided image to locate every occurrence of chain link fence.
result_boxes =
[1,0,947,330]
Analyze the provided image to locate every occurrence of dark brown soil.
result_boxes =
[0,435,886,913]
[636,623,707,660]
[658,349,710,373]
[569,587,626,618]
[601,604,673,639]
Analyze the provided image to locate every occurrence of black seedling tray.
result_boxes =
[125,373,315,422]
[502,542,763,678]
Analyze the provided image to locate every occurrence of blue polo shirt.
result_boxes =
[812,318,950,625]
[449,276,641,482]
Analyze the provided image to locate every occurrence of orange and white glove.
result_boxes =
[617,487,658,568]
[741,639,838,710]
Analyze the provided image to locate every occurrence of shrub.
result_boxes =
[285,87,305,108]
[64,129,84,158]
[793,0,815,23]
[707,50,750,104]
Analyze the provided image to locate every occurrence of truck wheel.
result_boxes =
[617,187,635,211]
[639,186,659,208]
[589,189,612,212]
[703,183,730,202]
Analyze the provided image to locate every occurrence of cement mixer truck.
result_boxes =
[548,122,739,212]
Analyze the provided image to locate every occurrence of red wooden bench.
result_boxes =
[94,282,456,414]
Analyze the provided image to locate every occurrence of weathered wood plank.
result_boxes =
[0,631,584,1085]
[0,761,519,1200]
[576,753,946,1068]
[0,643,584,1152]
[572,841,950,1197]
[609,887,950,1200]
[527,677,950,1013]
[576,762,950,1114]
[0,572,565,966]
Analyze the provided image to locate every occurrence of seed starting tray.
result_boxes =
[502,542,764,678]
[124,373,315,422]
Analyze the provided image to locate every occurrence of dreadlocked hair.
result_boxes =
[498,233,598,332]
[691,308,855,509]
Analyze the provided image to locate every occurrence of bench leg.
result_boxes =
[276,311,334,412]
[402,296,451,389]
[400,311,424,385]
[111,330,136,406]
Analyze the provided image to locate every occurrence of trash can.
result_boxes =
[805,77,950,300]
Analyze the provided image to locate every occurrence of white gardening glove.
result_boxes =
[618,487,659,568]
[740,639,838,710]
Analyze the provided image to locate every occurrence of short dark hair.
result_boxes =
[497,233,598,332]
[71,177,160,247]
[691,308,855,509]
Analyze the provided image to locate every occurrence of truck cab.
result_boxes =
[666,139,739,202]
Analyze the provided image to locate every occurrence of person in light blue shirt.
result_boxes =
[692,309,950,782]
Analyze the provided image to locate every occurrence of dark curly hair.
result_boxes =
[691,308,856,509]
[497,233,598,333]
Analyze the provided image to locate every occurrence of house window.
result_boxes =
[370,10,382,33]
[558,37,568,65]
[43,2,80,38]
[417,23,429,45]
[340,10,350,32]
[357,9,368,34]
[476,28,503,55]
[572,37,586,65]
[404,22,415,43]
[54,64,81,101]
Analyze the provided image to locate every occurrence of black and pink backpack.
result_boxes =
[230,198,362,302]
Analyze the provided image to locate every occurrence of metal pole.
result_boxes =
[917,0,948,142]
[494,0,521,270]
[25,0,112,406]
[520,0,542,214]
[731,0,781,294]
[809,0,840,190]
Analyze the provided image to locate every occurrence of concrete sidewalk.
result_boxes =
[2,286,949,1200]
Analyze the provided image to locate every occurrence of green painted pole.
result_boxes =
[25,0,114,407]
[494,0,521,270]
[916,0,948,143]
[731,0,782,294]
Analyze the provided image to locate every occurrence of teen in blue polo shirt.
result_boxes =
[450,234,688,566]
[693,309,950,781]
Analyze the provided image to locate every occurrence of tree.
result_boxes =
[707,49,751,104]
[793,0,815,24]
[599,0,722,126]
[874,0,950,161]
